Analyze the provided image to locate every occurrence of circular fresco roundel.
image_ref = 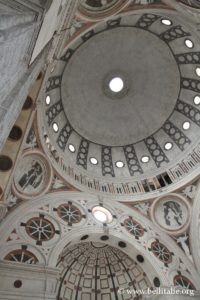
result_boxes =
[150,194,190,235]
[80,0,118,11]
[13,151,52,199]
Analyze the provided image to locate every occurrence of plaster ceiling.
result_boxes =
[62,26,179,146]
[39,10,200,199]
[57,241,151,300]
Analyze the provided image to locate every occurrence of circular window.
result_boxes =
[53,122,59,132]
[124,217,144,238]
[45,95,51,105]
[154,277,160,287]
[109,77,124,93]
[92,206,113,224]
[115,161,124,168]
[100,235,109,241]
[57,203,82,224]
[90,157,98,165]
[196,67,200,77]
[4,249,38,264]
[174,275,196,290]
[14,280,22,288]
[164,142,173,150]
[68,144,76,153]
[22,96,33,110]
[81,235,89,240]
[137,254,144,263]
[185,39,193,49]
[161,19,172,26]
[194,95,200,105]
[118,241,126,248]
[141,156,150,163]
[183,121,190,130]
[151,241,172,264]
[8,126,22,141]
[0,156,13,172]
[25,217,55,241]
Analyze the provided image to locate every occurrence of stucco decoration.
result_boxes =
[178,0,200,8]
[13,150,53,200]
[0,203,7,223]
[24,127,38,150]
[51,175,68,190]
[38,11,200,200]
[0,192,199,289]
[150,194,191,235]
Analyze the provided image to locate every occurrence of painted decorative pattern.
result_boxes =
[76,139,90,170]
[46,76,62,92]
[46,100,63,125]
[57,122,73,151]
[181,78,200,93]
[135,13,161,29]
[175,52,200,65]
[159,26,190,43]
[162,121,191,151]
[150,241,172,264]
[176,100,200,127]
[144,136,169,167]
[123,145,143,176]
[174,274,196,290]
[123,217,144,239]
[4,249,38,264]
[101,146,115,177]
[25,217,55,241]
[57,203,83,225]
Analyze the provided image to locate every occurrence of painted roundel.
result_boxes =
[57,203,83,224]
[13,151,52,199]
[150,241,172,264]
[174,275,196,290]
[151,194,190,235]
[80,0,117,9]
[4,249,38,264]
[123,217,144,239]
[25,217,55,242]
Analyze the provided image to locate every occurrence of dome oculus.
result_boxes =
[53,122,59,132]
[196,67,200,77]
[194,95,200,105]
[92,206,113,223]
[183,121,190,130]
[90,157,98,165]
[185,39,193,49]
[161,19,172,26]
[116,161,124,168]
[109,77,124,93]
[141,156,150,163]
[68,144,76,153]
[45,95,51,105]
[164,142,173,150]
